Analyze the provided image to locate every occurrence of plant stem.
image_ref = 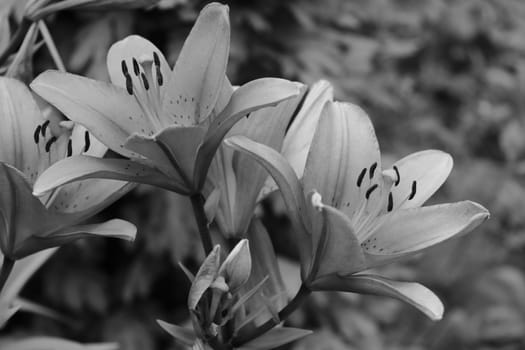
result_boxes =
[232,284,312,347]
[0,18,32,66]
[190,193,214,255]
[0,257,15,294]
[38,20,66,72]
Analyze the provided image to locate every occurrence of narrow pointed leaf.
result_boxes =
[157,319,196,346]
[194,78,301,189]
[311,274,444,321]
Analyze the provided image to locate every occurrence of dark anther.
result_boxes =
[409,180,417,200]
[369,162,378,179]
[141,73,149,90]
[156,66,163,86]
[121,60,129,76]
[365,184,378,199]
[357,168,367,187]
[41,120,50,137]
[34,125,41,143]
[67,139,73,157]
[387,192,393,212]
[126,75,133,95]
[393,165,400,186]
[132,58,140,76]
[84,131,91,152]
[45,136,57,152]
[153,52,160,67]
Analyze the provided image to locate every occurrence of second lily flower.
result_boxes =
[30,2,301,196]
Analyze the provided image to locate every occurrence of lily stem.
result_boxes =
[0,257,15,294]
[190,193,214,255]
[0,18,31,66]
[232,283,312,347]
[38,20,66,72]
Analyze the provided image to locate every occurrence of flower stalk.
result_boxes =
[0,257,15,294]
[191,193,214,255]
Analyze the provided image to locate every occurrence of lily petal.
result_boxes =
[225,136,311,272]
[242,219,288,325]
[106,35,171,90]
[218,90,304,235]
[310,273,444,321]
[162,2,230,125]
[0,163,64,257]
[46,179,133,219]
[388,150,453,211]
[0,77,43,183]
[311,201,366,279]
[219,239,251,293]
[1,248,56,302]
[14,219,136,258]
[188,245,221,310]
[303,102,381,218]
[153,125,207,189]
[282,80,333,179]
[194,78,301,190]
[31,71,153,158]
[156,319,196,346]
[364,201,489,267]
[33,155,188,195]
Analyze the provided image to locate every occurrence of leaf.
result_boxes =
[156,319,196,346]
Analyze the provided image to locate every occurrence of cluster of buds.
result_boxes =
[159,239,310,350]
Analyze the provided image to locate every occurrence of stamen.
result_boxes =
[45,136,57,152]
[121,60,129,76]
[387,192,393,212]
[409,180,417,200]
[67,139,73,157]
[84,131,91,152]
[153,52,160,67]
[126,75,133,95]
[41,120,50,137]
[393,165,400,186]
[365,184,378,199]
[156,66,163,86]
[34,125,41,143]
[357,168,367,187]
[132,58,140,76]
[369,162,377,179]
[141,73,149,90]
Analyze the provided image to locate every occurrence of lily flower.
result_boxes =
[30,3,301,197]
[158,239,310,350]
[226,100,489,320]
[0,77,135,261]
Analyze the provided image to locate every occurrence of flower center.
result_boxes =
[346,162,418,244]
[121,51,165,132]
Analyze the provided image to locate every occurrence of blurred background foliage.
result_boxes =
[2,0,525,349]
